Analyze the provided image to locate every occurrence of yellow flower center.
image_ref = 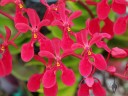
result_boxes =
[1,45,5,51]
[34,33,38,39]
[54,8,58,11]
[67,27,71,32]
[88,50,91,56]
[19,3,23,9]
[57,62,60,67]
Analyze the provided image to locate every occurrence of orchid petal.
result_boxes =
[81,29,88,45]
[96,41,111,52]
[14,8,28,24]
[111,47,127,58]
[79,57,92,77]
[69,10,82,21]
[38,51,55,59]
[27,8,40,27]
[21,42,34,62]
[115,0,128,4]
[0,60,5,76]
[0,0,13,6]
[15,23,30,33]
[114,16,127,35]
[107,66,116,73]
[59,2,66,22]
[89,18,100,35]
[40,39,54,54]
[102,18,114,38]
[97,0,110,19]
[85,77,94,87]
[52,38,61,56]
[61,32,74,50]
[93,82,106,96]
[89,33,111,46]
[77,84,89,96]
[44,83,58,96]
[112,1,126,14]
[51,20,63,26]
[61,67,76,86]
[61,50,73,58]
[27,74,42,92]
[34,55,46,65]
[42,69,56,88]
[71,43,83,50]
[38,19,50,30]
[1,47,12,76]
[91,54,107,70]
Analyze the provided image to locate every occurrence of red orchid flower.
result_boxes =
[87,0,126,19]
[27,55,58,96]
[27,73,58,96]
[0,26,16,77]
[0,0,24,9]
[78,77,106,96]
[38,38,76,88]
[14,6,28,24]
[72,19,111,52]
[15,8,50,62]
[71,20,110,77]
[52,9,82,32]
[41,0,81,32]
[40,0,70,22]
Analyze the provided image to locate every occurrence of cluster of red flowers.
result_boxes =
[0,0,128,96]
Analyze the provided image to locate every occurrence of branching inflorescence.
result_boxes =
[0,0,128,96]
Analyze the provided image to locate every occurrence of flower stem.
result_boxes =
[11,32,21,41]
[90,67,96,76]
[106,52,111,63]
[77,0,95,18]
[86,0,97,6]
[71,53,82,59]
[0,10,14,20]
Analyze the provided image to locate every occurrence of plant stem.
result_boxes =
[106,52,111,64]
[77,0,95,18]
[11,32,21,41]
[71,53,82,59]
[0,10,14,20]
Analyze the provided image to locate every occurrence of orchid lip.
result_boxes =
[33,33,38,39]
[0,45,5,51]
[19,3,23,9]
[53,8,58,11]
[67,27,71,32]
[56,62,60,67]
[88,50,92,56]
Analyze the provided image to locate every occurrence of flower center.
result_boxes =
[1,45,5,51]
[56,62,60,67]
[19,3,23,9]
[34,33,38,39]
[88,50,92,56]
[54,8,58,11]
[67,27,71,32]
